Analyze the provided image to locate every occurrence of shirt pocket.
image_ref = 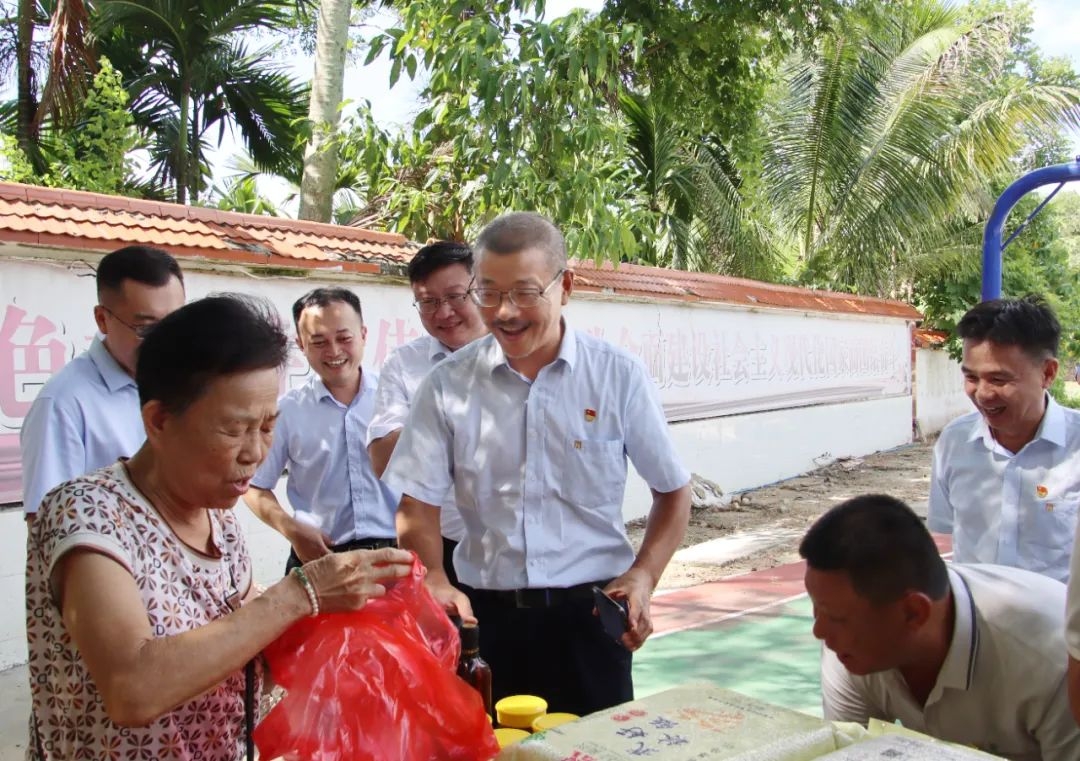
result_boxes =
[557,436,626,509]
[1020,499,1078,550]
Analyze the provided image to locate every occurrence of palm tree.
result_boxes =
[760,0,1080,296]
[37,0,93,127]
[619,90,782,278]
[8,0,96,165]
[619,91,697,270]
[216,149,364,222]
[94,0,309,203]
[14,0,36,153]
[211,175,281,216]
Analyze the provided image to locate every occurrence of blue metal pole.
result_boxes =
[982,157,1080,302]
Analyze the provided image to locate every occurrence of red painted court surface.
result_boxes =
[633,534,953,714]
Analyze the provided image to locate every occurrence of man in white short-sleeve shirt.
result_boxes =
[805,494,1080,761]
[20,246,185,519]
[384,212,692,715]
[927,296,1080,582]
[367,241,487,588]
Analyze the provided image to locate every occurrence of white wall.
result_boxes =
[0,253,916,668]
[563,297,912,422]
[0,510,26,669]
[1,259,913,470]
[915,347,972,437]
[621,395,914,521]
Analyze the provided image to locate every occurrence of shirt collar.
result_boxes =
[309,369,372,405]
[557,321,578,370]
[485,319,577,375]
[1038,394,1067,447]
[89,336,136,392]
[427,334,452,363]
[932,567,980,698]
[971,392,1065,448]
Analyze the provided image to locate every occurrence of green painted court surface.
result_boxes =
[633,596,823,717]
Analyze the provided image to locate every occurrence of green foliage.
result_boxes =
[912,2,1080,365]
[601,0,844,159]
[1,57,140,195]
[0,134,36,182]
[916,190,1080,361]
[1050,376,1080,410]
[209,175,280,216]
[352,1,648,259]
[1054,191,1080,267]
[318,0,1080,289]
[51,57,138,193]
[93,0,310,203]
[617,91,783,278]
[757,0,1080,296]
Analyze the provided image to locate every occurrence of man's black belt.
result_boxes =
[331,537,397,552]
[473,580,612,609]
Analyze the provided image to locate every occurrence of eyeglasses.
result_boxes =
[469,269,566,309]
[413,292,471,316]
[101,305,158,338]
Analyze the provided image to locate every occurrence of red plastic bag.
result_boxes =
[255,556,500,761]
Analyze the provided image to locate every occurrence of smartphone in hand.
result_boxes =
[592,585,630,644]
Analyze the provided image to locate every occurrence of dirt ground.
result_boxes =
[627,439,934,590]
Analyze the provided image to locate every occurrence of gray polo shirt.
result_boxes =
[821,564,1080,761]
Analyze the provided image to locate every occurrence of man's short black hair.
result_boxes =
[96,246,184,300]
[407,241,474,285]
[291,287,363,330]
[957,294,1060,360]
[137,294,288,413]
[799,494,949,605]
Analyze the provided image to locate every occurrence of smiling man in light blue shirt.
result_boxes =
[928,296,1080,583]
[244,288,398,573]
[20,246,185,519]
[386,212,692,716]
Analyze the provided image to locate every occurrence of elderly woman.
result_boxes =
[25,294,413,761]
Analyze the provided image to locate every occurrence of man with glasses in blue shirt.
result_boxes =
[385,212,692,715]
[20,245,185,520]
[367,241,488,589]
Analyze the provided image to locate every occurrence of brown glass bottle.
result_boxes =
[458,622,493,718]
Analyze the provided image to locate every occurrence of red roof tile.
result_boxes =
[0,182,922,320]
[572,260,922,320]
[0,181,409,274]
[913,328,950,348]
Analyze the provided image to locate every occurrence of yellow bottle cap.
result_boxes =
[493,727,531,747]
[495,695,548,729]
[532,712,579,732]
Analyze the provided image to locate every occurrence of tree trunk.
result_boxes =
[177,84,190,204]
[16,0,36,155]
[298,0,352,222]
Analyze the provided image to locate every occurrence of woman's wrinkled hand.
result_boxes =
[302,548,414,613]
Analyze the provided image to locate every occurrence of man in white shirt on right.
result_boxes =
[367,241,488,588]
[927,295,1080,582]
[804,494,1080,761]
